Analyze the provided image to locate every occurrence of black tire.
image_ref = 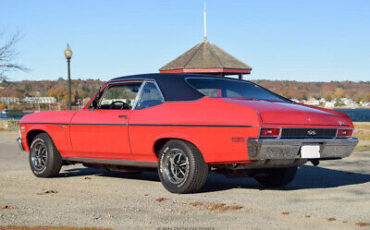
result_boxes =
[29,133,63,178]
[254,166,297,187]
[158,140,209,194]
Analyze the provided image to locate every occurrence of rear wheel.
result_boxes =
[158,140,209,194]
[254,166,297,187]
[29,133,62,178]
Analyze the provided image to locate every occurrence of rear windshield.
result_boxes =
[186,78,291,103]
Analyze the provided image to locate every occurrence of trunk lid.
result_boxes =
[219,98,344,126]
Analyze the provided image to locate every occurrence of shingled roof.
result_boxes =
[159,40,252,75]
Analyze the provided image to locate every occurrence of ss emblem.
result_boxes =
[307,130,316,136]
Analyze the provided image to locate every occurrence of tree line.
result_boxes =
[0,78,369,106]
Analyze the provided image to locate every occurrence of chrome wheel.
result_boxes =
[163,148,189,184]
[31,142,48,171]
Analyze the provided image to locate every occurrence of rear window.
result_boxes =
[186,78,290,102]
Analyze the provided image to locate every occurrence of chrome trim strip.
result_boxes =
[131,80,147,110]
[20,122,126,126]
[132,80,165,110]
[129,124,253,128]
[20,122,253,128]
[20,122,70,125]
[62,157,157,168]
[16,137,25,151]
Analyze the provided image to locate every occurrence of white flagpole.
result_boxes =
[204,0,207,41]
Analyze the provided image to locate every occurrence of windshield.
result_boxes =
[186,78,291,103]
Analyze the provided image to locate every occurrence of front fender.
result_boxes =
[21,124,54,152]
[22,124,70,154]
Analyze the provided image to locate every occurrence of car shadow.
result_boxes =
[59,165,370,192]
[203,165,370,193]
[59,167,160,182]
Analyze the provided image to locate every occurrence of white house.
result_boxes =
[23,97,57,104]
[0,97,20,104]
[324,101,335,108]
[305,97,320,106]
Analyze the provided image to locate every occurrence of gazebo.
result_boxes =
[159,39,252,79]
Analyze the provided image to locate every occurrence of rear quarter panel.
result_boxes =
[129,97,261,163]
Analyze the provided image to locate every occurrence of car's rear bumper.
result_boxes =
[247,137,358,160]
[16,137,25,151]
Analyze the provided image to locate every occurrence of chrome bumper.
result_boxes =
[16,137,25,151]
[247,138,358,160]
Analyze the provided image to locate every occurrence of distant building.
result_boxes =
[362,101,370,107]
[0,97,20,104]
[324,101,335,108]
[340,98,357,107]
[305,97,320,106]
[23,97,56,104]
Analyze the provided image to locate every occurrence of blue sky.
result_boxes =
[1,0,369,82]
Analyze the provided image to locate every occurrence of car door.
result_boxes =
[128,81,165,162]
[69,81,143,160]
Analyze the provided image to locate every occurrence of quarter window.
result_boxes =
[186,78,290,102]
[135,82,164,109]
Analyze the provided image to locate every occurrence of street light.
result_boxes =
[64,44,72,110]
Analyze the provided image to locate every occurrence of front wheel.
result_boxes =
[254,166,298,187]
[158,140,209,194]
[29,133,63,178]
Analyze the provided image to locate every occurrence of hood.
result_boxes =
[20,110,77,124]
[219,98,350,127]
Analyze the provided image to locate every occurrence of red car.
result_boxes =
[17,74,358,193]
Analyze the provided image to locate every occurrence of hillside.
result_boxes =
[0,78,369,108]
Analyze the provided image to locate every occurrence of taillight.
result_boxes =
[260,128,281,139]
[337,129,353,138]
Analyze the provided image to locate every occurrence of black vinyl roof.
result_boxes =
[110,73,219,101]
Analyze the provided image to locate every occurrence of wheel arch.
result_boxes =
[153,135,202,160]
[26,129,50,150]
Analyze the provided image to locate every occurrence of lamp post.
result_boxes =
[64,44,73,110]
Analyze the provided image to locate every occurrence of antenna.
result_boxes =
[203,0,207,41]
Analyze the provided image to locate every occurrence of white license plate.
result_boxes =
[301,145,320,159]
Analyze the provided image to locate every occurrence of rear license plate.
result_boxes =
[301,145,320,158]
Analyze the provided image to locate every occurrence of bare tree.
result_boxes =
[0,31,28,81]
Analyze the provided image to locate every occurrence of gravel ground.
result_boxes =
[0,131,369,230]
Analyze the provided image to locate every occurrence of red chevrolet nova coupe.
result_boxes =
[17,74,358,193]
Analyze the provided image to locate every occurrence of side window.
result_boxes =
[135,82,164,110]
[99,83,142,110]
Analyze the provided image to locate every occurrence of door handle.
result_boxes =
[118,114,128,119]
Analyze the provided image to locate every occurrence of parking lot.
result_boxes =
[0,131,369,229]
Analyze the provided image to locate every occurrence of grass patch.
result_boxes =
[355,222,370,227]
[355,145,370,152]
[0,128,17,131]
[353,122,370,141]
